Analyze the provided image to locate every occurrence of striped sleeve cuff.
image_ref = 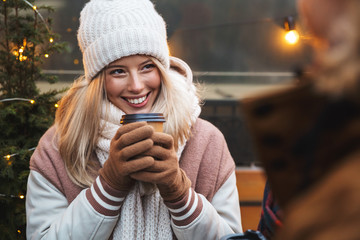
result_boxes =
[85,176,128,216]
[164,188,203,226]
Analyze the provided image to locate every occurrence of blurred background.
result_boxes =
[38,0,312,167]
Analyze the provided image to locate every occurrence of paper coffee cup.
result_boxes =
[120,113,166,132]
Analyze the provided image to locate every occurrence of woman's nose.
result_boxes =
[127,73,144,92]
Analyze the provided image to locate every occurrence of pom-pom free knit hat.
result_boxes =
[77,0,170,80]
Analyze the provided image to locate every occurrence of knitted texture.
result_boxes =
[96,102,173,239]
[77,0,170,80]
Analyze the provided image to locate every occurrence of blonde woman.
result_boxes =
[26,0,242,239]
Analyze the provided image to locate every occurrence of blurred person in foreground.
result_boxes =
[243,0,360,239]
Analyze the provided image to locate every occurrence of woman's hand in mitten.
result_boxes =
[130,132,191,202]
[99,121,155,192]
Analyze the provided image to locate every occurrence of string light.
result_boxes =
[285,30,300,45]
[1,98,58,108]
[284,16,299,45]
[22,0,51,33]
[0,193,26,199]
[5,154,12,166]
[49,37,54,43]
[0,98,34,103]
[3,147,36,161]
[44,54,49,58]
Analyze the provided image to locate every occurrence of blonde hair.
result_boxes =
[150,57,200,150]
[55,57,200,187]
[308,0,360,97]
[55,75,106,187]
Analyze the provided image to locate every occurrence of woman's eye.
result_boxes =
[143,64,156,71]
[109,69,125,75]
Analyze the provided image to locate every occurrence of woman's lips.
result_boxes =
[123,93,150,107]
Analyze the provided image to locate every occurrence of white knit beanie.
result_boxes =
[77,0,170,80]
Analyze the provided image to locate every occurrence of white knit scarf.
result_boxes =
[95,101,200,239]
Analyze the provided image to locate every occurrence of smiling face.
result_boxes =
[105,55,161,114]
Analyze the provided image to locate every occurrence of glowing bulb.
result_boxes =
[49,38,54,43]
[33,5,37,10]
[44,54,49,58]
[19,48,24,53]
[19,55,27,61]
[285,30,299,45]
[5,155,11,160]
[54,103,59,108]
[19,195,25,199]
[17,230,21,234]
[30,99,35,104]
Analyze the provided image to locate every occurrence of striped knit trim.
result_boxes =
[164,188,203,226]
[86,176,127,216]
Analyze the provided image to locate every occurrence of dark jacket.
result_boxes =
[242,79,360,240]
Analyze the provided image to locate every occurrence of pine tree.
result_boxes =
[0,0,66,238]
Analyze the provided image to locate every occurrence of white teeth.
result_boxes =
[127,96,146,104]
